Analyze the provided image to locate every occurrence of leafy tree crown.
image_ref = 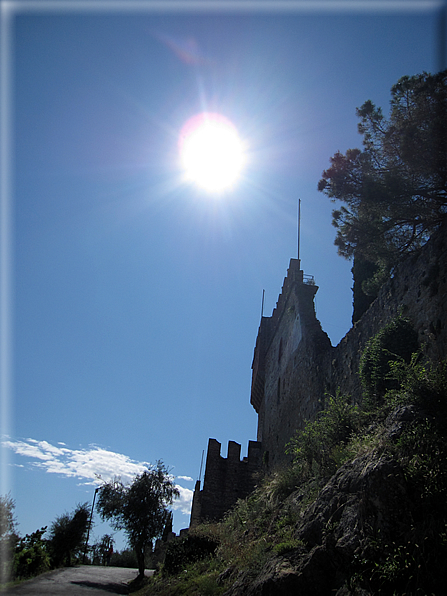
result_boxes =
[319,70,447,271]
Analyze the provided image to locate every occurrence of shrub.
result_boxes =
[110,548,139,568]
[387,356,447,414]
[13,527,50,579]
[359,314,418,399]
[267,466,304,501]
[162,533,219,576]
[273,539,304,556]
[286,391,360,479]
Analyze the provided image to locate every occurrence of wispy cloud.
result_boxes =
[2,438,193,514]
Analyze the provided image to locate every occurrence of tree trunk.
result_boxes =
[136,548,145,578]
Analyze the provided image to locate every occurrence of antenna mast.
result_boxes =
[297,198,301,261]
[198,450,204,483]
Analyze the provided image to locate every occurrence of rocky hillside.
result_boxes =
[141,336,447,596]
[224,404,444,595]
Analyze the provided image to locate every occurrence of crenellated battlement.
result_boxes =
[189,438,262,527]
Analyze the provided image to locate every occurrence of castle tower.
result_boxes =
[251,258,331,470]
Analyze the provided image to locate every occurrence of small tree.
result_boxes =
[13,527,50,579]
[47,503,90,567]
[92,534,114,566]
[286,392,360,479]
[96,462,179,578]
[0,494,16,541]
[0,494,19,583]
[359,314,419,400]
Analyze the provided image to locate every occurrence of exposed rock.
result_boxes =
[223,407,424,595]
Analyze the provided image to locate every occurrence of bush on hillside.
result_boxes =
[162,534,219,576]
[286,391,360,479]
[359,314,419,399]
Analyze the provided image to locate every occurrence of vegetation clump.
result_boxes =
[0,494,19,584]
[359,313,419,399]
[162,533,220,576]
[46,502,90,568]
[286,390,361,480]
[13,528,51,580]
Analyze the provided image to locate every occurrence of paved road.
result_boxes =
[1,566,154,595]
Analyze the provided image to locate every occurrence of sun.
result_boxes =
[179,112,246,193]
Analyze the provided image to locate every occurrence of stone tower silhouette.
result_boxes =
[190,258,330,527]
[251,258,331,470]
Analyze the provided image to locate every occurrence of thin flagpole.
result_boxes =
[198,449,205,483]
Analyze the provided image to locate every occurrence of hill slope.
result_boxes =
[143,352,447,595]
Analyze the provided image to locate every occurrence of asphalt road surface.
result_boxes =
[1,566,154,595]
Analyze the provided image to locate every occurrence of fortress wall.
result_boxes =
[190,438,262,527]
[256,279,331,469]
[253,223,447,470]
[330,221,447,402]
[190,223,447,526]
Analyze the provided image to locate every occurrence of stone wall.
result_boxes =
[251,222,447,470]
[251,259,332,470]
[189,222,447,524]
[329,223,447,402]
[190,438,262,526]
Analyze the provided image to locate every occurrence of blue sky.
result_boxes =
[1,1,444,551]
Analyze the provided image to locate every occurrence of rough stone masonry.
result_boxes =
[190,221,447,525]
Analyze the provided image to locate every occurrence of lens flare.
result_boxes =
[179,113,246,193]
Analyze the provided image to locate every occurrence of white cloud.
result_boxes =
[2,437,193,514]
[177,475,194,482]
[2,438,149,484]
[173,485,194,514]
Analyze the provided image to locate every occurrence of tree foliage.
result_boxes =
[47,503,90,567]
[286,392,360,479]
[0,494,19,584]
[13,527,50,579]
[351,256,378,323]
[91,534,114,566]
[0,494,16,543]
[359,314,419,400]
[96,462,179,577]
[318,70,447,276]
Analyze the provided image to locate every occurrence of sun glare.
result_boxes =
[179,113,246,193]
